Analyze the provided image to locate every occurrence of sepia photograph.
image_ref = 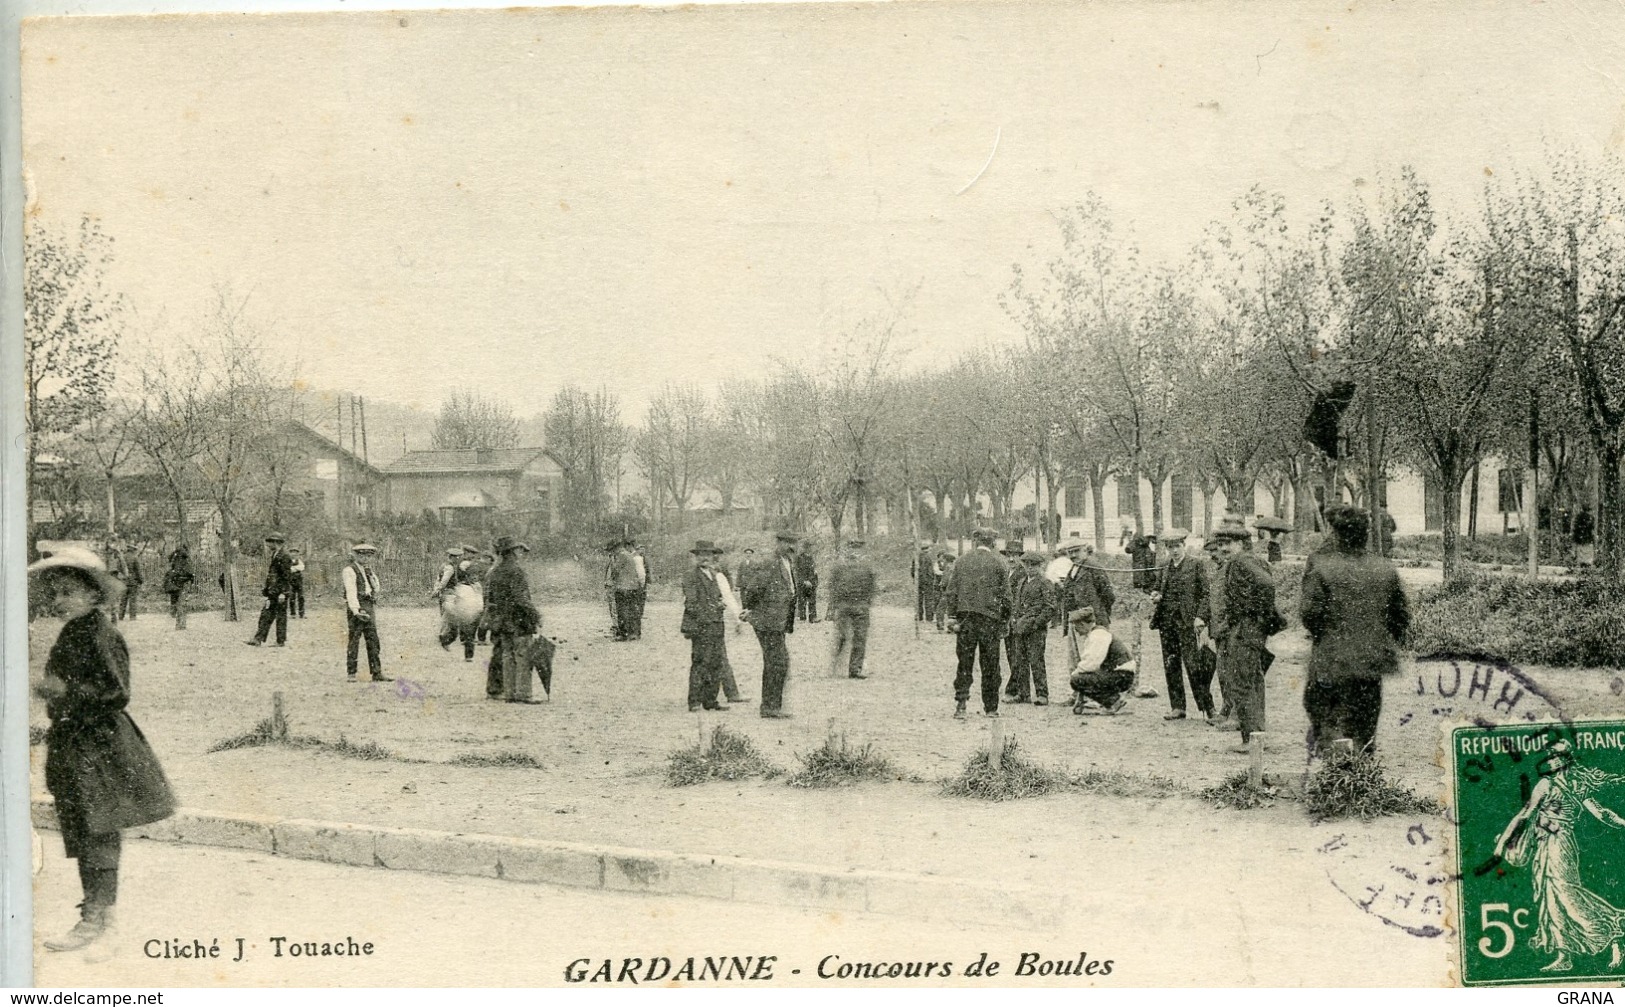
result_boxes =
[12,0,1625,989]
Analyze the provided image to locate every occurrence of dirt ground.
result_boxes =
[26,593,1625,978]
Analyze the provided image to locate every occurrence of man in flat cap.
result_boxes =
[1058,540,1115,633]
[912,543,942,630]
[1212,516,1283,752]
[342,543,390,683]
[1005,551,1058,705]
[942,528,1012,719]
[1068,607,1137,714]
[1300,506,1410,755]
[245,532,295,647]
[827,538,877,680]
[794,538,820,625]
[1149,528,1214,722]
[739,530,801,717]
[431,546,480,662]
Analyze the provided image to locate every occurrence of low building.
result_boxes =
[381,447,564,535]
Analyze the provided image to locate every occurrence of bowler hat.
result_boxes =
[264,532,286,544]
[689,539,724,555]
[1000,543,1024,556]
[492,536,529,554]
[27,546,125,604]
[1211,517,1251,541]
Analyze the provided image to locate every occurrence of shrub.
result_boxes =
[941,738,1068,801]
[207,717,281,753]
[786,735,895,788]
[666,726,782,786]
[1071,767,1186,799]
[1408,572,1625,668]
[1304,749,1442,822]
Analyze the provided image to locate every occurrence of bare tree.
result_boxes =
[635,382,709,530]
[545,384,631,539]
[431,389,521,452]
[24,216,127,524]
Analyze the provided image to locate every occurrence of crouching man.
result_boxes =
[1066,607,1137,716]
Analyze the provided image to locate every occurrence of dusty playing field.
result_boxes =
[27,595,1624,980]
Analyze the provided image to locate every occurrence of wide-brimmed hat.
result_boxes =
[492,536,529,554]
[1254,515,1293,533]
[446,547,463,557]
[690,539,724,555]
[1000,542,1024,556]
[1210,517,1251,542]
[264,532,287,544]
[28,547,125,604]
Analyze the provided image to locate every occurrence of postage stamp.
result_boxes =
[1450,720,1625,986]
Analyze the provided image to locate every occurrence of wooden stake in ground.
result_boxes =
[989,716,1005,771]
[271,691,288,741]
[1248,732,1267,787]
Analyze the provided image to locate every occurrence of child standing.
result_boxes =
[29,547,175,958]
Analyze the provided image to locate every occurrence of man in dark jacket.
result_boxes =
[605,539,642,641]
[740,531,800,717]
[1213,517,1282,752]
[1300,506,1410,755]
[1149,528,1213,722]
[485,536,542,703]
[943,528,1011,719]
[827,539,878,679]
[1058,540,1115,630]
[913,544,941,627]
[1006,552,1057,705]
[680,540,729,711]
[245,532,294,646]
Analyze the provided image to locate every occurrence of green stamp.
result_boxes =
[1452,720,1625,986]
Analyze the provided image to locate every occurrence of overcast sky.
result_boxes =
[21,0,1625,422]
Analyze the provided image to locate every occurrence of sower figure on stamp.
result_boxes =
[1299,505,1409,756]
[30,548,175,959]
[1148,528,1213,722]
[245,532,294,647]
[828,538,877,680]
[1005,551,1057,705]
[1211,516,1283,753]
[486,536,543,703]
[342,543,391,683]
[681,539,729,712]
[943,528,1011,720]
[739,530,799,718]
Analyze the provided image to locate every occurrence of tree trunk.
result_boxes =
[1467,461,1480,540]
[1128,453,1145,536]
[105,475,117,537]
[1089,476,1107,552]
[1599,441,1623,585]
[1440,458,1465,585]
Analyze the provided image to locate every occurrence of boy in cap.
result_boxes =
[343,543,390,683]
[245,532,294,647]
[1005,552,1057,705]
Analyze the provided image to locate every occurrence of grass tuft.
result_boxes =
[941,738,1068,801]
[786,735,895,788]
[206,717,280,753]
[1072,767,1187,799]
[1198,771,1285,810]
[449,750,546,770]
[1305,749,1442,821]
[666,726,782,786]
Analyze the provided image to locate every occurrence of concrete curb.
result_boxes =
[31,798,1067,930]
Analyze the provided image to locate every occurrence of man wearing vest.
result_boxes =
[343,543,391,683]
[431,546,479,661]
